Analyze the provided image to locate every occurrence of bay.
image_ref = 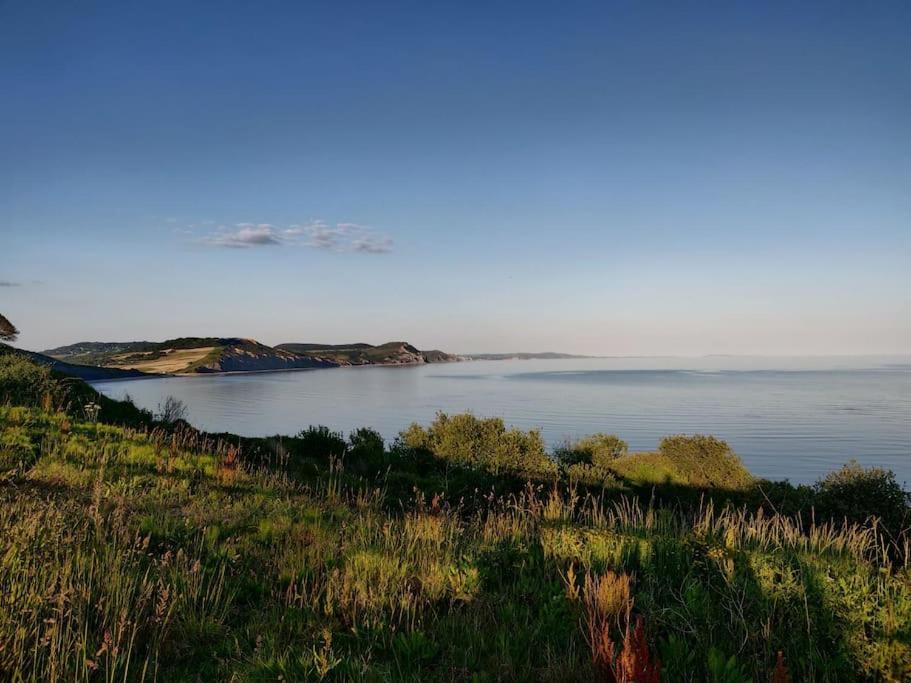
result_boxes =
[93,355,911,486]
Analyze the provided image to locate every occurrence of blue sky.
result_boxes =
[1,1,909,354]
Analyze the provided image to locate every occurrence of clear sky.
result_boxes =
[1,1,909,355]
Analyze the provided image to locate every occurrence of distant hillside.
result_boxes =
[42,341,158,367]
[43,337,459,374]
[464,352,594,360]
[44,338,338,375]
[1,343,148,381]
[276,341,460,366]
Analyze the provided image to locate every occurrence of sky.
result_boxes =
[1,1,909,355]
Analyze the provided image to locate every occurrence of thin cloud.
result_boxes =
[286,221,393,253]
[0,281,21,287]
[200,220,393,253]
[201,224,282,248]
[351,235,393,254]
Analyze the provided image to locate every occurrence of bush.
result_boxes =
[0,354,57,407]
[657,435,753,490]
[296,425,347,461]
[0,351,154,427]
[565,462,620,488]
[399,412,557,478]
[347,427,386,471]
[156,395,188,424]
[814,461,909,534]
[555,433,627,467]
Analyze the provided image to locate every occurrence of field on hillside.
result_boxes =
[107,346,219,373]
[1,355,910,681]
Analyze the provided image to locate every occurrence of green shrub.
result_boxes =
[564,462,620,488]
[295,425,347,461]
[347,427,386,472]
[399,412,557,478]
[814,460,909,534]
[0,352,153,427]
[0,354,57,408]
[657,435,753,490]
[555,433,627,467]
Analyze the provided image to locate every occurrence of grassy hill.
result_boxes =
[0,342,148,381]
[44,338,459,374]
[44,337,339,375]
[1,354,909,681]
[277,341,460,365]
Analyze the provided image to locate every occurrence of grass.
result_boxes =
[1,358,910,681]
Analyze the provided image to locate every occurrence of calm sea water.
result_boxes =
[92,356,911,486]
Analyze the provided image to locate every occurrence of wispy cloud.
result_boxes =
[199,220,393,253]
[351,235,394,254]
[202,224,282,248]
[0,280,21,287]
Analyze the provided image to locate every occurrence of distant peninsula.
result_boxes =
[39,338,461,377]
[11,337,594,381]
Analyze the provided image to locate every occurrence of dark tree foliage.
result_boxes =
[0,314,18,342]
[814,460,910,535]
[296,425,347,461]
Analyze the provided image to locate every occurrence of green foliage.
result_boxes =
[0,403,909,681]
[278,341,454,365]
[400,411,557,478]
[565,462,621,488]
[657,434,754,490]
[0,353,57,407]
[815,460,910,534]
[555,433,628,467]
[0,351,154,428]
[295,425,347,461]
[347,426,386,472]
[706,647,752,683]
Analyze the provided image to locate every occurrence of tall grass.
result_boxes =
[1,399,909,680]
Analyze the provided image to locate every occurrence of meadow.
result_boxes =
[0,354,909,681]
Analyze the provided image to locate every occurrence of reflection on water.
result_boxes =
[93,355,911,486]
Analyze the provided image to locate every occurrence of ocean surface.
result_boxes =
[92,356,911,486]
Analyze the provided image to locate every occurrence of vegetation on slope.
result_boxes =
[0,342,149,381]
[277,341,459,365]
[43,337,338,375]
[44,338,458,373]
[1,355,910,681]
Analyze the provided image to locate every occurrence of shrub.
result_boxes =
[814,461,909,534]
[0,352,153,428]
[555,433,628,467]
[295,425,347,461]
[157,395,188,424]
[0,354,57,407]
[565,462,620,488]
[347,427,386,471]
[657,435,753,490]
[399,412,557,478]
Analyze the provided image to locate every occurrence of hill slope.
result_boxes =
[277,341,460,365]
[44,338,338,375]
[0,343,148,381]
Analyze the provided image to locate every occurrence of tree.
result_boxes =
[0,314,18,342]
[157,395,188,424]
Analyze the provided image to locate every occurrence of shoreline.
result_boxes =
[88,357,468,383]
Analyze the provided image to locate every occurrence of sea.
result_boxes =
[92,355,911,486]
